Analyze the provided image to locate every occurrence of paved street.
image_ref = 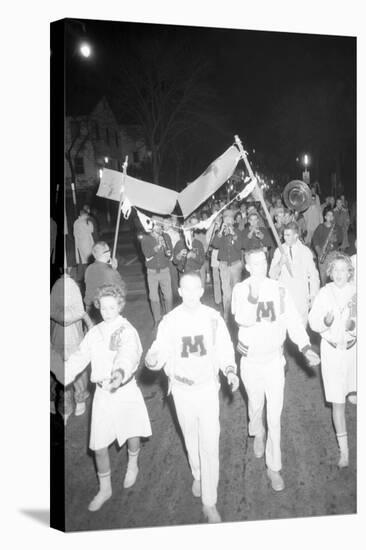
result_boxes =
[53,225,356,532]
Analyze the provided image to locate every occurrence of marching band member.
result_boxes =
[206,214,223,307]
[145,272,239,523]
[303,194,323,246]
[140,215,173,329]
[269,221,320,324]
[312,209,343,286]
[308,253,356,467]
[232,248,319,492]
[333,197,350,250]
[164,215,181,300]
[173,215,205,280]
[241,211,273,251]
[212,209,244,322]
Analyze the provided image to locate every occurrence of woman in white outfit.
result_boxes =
[308,253,356,468]
[52,284,152,511]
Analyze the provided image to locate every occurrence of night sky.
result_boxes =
[66,19,356,196]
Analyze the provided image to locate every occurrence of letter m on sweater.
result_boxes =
[256,301,276,322]
[181,335,207,357]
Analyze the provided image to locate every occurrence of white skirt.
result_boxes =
[320,339,356,404]
[89,378,152,451]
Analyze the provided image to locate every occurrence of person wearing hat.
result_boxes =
[211,209,243,322]
[140,216,174,328]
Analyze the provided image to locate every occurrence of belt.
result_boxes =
[327,339,356,350]
[174,374,195,386]
[96,374,135,391]
[148,266,168,274]
[220,259,241,267]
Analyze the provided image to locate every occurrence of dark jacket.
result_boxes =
[140,232,173,270]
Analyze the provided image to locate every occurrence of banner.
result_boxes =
[97,169,178,215]
[178,146,240,218]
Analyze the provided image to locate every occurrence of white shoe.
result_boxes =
[267,469,285,491]
[75,401,86,416]
[338,452,349,468]
[253,433,265,458]
[123,465,139,489]
[88,489,112,512]
[203,505,221,523]
[348,394,357,405]
[50,401,56,415]
[192,479,201,498]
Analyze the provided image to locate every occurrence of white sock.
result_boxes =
[336,432,349,467]
[127,448,140,468]
[123,449,140,488]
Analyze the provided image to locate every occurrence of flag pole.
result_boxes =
[112,156,128,262]
[234,135,293,277]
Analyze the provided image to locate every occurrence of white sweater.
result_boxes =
[53,316,142,387]
[231,277,310,361]
[146,304,236,388]
[308,282,356,347]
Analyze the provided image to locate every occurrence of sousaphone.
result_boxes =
[282,180,312,213]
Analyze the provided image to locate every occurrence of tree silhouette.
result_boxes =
[109,31,224,186]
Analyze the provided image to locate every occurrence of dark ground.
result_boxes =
[51,222,357,532]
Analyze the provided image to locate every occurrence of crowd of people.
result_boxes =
[50,183,356,525]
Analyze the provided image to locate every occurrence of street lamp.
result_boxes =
[302,153,310,185]
[79,42,92,58]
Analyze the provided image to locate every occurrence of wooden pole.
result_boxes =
[234,135,293,277]
[112,156,129,262]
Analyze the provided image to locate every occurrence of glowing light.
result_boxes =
[99,169,103,178]
[80,43,91,58]
[304,154,309,166]
[104,157,109,163]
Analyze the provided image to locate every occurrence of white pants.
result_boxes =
[172,381,220,507]
[240,354,285,472]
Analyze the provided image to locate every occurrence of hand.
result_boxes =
[304,348,320,367]
[110,257,118,270]
[345,318,356,331]
[108,369,124,391]
[153,244,161,252]
[178,249,188,260]
[227,372,239,392]
[249,281,260,300]
[324,311,334,326]
[187,250,195,259]
[145,343,159,368]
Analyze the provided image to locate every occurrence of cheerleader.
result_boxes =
[52,284,152,511]
[308,253,356,467]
